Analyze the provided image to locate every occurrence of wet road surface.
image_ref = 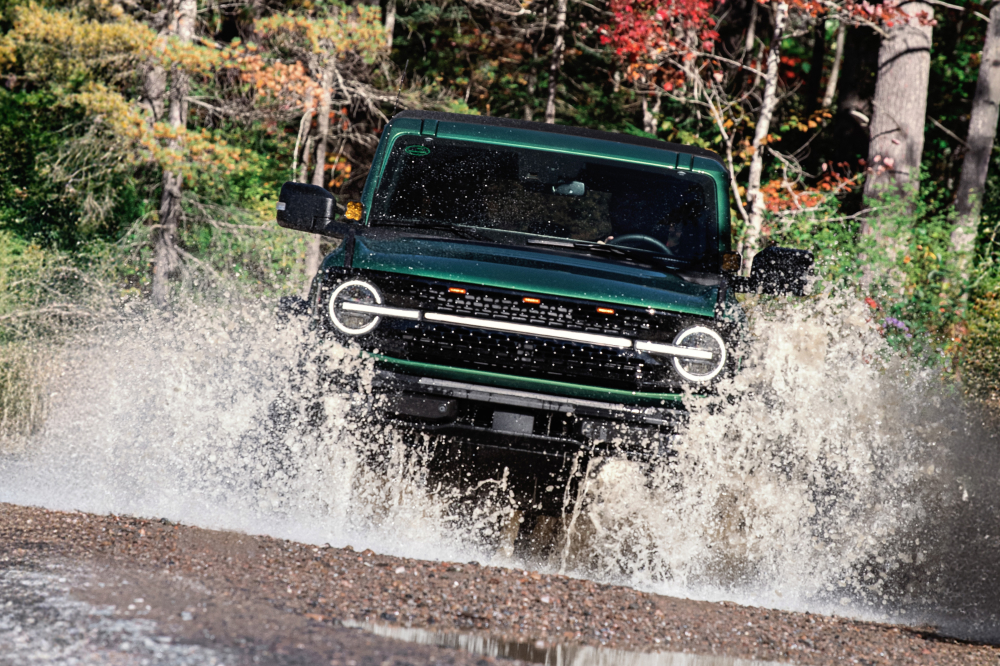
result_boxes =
[1,503,997,665]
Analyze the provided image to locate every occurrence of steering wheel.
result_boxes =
[607,234,673,255]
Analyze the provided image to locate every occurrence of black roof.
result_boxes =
[392,110,725,167]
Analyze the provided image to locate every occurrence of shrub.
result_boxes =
[957,289,1000,407]
[0,341,48,446]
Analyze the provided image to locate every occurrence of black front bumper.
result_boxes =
[370,370,685,512]
[372,369,685,460]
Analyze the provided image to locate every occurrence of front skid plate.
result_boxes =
[373,370,686,425]
[371,369,685,462]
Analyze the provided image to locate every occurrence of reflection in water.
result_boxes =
[342,620,789,666]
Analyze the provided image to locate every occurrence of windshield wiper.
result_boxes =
[372,221,487,241]
[525,238,621,254]
[525,238,663,263]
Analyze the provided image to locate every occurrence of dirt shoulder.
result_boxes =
[1,502,996,665]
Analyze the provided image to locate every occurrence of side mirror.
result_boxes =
[732,246,813,296]
[276,181,351,236]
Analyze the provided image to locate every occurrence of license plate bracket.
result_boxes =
[492,411,535,435]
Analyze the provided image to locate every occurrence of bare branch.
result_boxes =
[705,83,751,229]
[929,115,970,149]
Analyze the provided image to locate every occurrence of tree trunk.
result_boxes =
[861,2,933,217]
[291,89,316,180]
[641,90,661,134]
[741,2,788,276]
[822,21,846,108]
[311,68,334,190]
[384,0,396,51]
[544,0,567,124]
[743,0,758,55]
[303,65,335,296]
[151,0,196,308]
[142,65,166,124]
[524,65,537,120]
[829,26,879,168]
[806,22,825,115]
[298,134,315,184]
[524,38,538,121]
[951,2,1000,264]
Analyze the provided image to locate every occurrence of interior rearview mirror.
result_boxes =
[553,181,585,196]
[731,245,813,296]
[276,181,351,236]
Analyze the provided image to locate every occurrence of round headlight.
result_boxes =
[672,326,727,382]
[329,280,382,335]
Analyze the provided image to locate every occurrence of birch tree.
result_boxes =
[305,66,335,291]
[151,0,196,307]
[822,21,846,108]
[742,2,788,274]
[545,0,567,123]
[951,2,1000,269]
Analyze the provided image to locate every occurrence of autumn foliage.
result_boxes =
[760,163,859,214]
[599,0,718,90]
[0,2,384,184]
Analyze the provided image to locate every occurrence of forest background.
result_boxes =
[0,0,998,438]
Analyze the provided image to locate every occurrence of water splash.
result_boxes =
[0,293,997,642]
[560,298,919,598]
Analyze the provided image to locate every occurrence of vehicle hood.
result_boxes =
[347,235,718,317]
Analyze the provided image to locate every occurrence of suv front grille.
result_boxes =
[399,323,646,390]
[321,272,711,392]
[382,274,669,339]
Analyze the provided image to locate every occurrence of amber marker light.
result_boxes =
[597,307,615,315]
[523,297,541,304]
[721,252,742,273]
[448,287,466,294]
[345,201,364,221]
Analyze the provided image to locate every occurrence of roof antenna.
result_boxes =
[391,59,409,117]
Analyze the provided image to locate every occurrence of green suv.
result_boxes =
[276,110,810,508]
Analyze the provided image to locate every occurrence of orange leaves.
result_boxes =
[240,53,318,106]
[1,1,383,119]
[326,156,352,189]
[240,6,386,112]
[760,162,858,214]
[155,36,319,111]
[789,108,832,134]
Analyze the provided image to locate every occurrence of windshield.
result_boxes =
[370,136,719,265]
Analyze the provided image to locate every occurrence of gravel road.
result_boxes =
[1,503,996,665]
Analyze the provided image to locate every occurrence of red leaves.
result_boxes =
[779,55,801,82]
[600,0,913,91]
[599,0,721,87]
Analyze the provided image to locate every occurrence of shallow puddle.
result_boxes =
[342,620,789,666]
